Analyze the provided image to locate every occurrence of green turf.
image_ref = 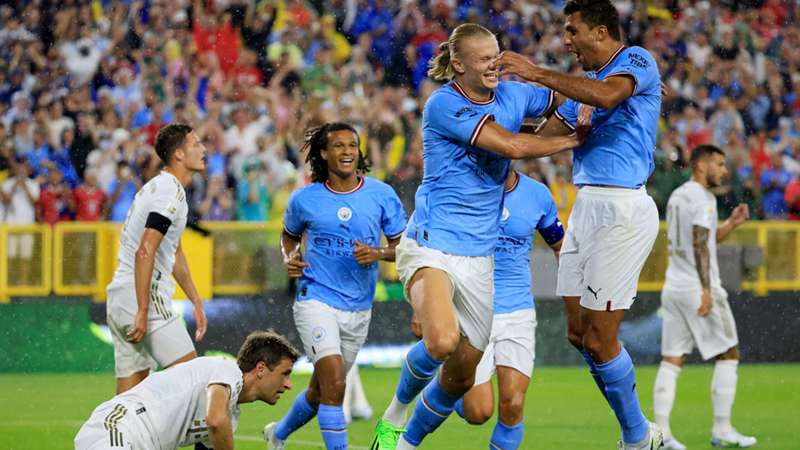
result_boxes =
[1,364,797,449]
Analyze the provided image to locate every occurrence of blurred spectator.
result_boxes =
[107,162,141,222]
[198,174,235,221]
[237,160,269,221]
[760,152,792,219]
[37,165,73,225]
[784,173,800,220]
[73,169,106,221]
[0,159,39,284]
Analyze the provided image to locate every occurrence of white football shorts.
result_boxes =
[106,287,195,378]
[474,308,537,386]
[661,287,739,360]
[293,299,371,371]
[557,186,659,311]
[395,234,494,351]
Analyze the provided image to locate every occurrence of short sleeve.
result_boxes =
[691,199,714,229]
[424,92,494,147]
[522,84,555,118]
[380,188,407,239]
[536,193,559,230]
[149,181,183,223]
[554,98,579,130]
[283,190,306,238]
[207,359,243,400]
[605,47,659,96]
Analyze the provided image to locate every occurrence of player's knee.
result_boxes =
[581,334,604,360]
[566,329,584,350]
[425,332,460,360]
[463,403,492,425]
[498,394,524,425]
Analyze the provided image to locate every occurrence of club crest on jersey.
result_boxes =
[501,207,510,221]
[311,326,326,342]
[337,207,352,222]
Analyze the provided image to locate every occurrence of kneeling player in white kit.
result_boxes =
[654,145,756,449]
[451,169,563,450]
[75,330,300,450]
[106,124,209,394]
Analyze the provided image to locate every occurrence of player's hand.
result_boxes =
[730,204,750,226]
[576,104,593,142]
[285,253,309,278]
[127,311,148,343]
[498,51,540,81]
[697,289,713,317]
[194,304,207,343]
[353,240,379,265]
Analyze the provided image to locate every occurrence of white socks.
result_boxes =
[711,360,738,435]
[383,395,410,428]
[349,365,371,412]
[653,361,682,439]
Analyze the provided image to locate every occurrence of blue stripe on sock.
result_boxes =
[595,347,648,444]
[396,341,443,404]
[403,378,460,446]
[318,404,347,450]
[489,420,524,450]
[275,389,317,440]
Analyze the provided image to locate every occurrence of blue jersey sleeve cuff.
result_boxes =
[469,114,495,146]
[539,220,565,246]
[385,229,406,240]
[283,226,302,239]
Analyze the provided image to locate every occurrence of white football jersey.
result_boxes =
[107,171,188,316]
[117,357,243,449]
[663,180,722,292]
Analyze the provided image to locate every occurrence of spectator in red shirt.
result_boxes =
[785,172,800,220]
[73,168,106,221]
[37,165,72,224]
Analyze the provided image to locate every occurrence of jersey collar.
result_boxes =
[324,176,364,194]
[450,81,496,105]
[505,171,521,193]
[595,45,627,74]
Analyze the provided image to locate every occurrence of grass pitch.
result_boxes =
[1,364,797,449]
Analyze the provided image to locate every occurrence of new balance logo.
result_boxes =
[587,285,602,300]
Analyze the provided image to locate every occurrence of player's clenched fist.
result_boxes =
[285,252,309,278]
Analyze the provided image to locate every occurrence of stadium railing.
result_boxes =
[1,221,797,301]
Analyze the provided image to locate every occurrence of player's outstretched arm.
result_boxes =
[499,51,635,110]
[717,204,750,242]
[173,243,207,342]
[131,227,165,343]
[476,107,591,159]
[206,384,235,450]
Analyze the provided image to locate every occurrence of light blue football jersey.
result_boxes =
[283,177,407,311]
[494,173,561,314]
[408,80,554,257]
[555,46,661,188]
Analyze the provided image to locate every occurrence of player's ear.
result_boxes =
[451,57,465,75]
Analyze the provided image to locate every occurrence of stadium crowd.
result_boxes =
[1,0,800,231]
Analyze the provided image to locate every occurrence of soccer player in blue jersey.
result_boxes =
[263,122,408,450]
[499,1,664,449]
[449,167,563,450]
[371,23,590,450]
